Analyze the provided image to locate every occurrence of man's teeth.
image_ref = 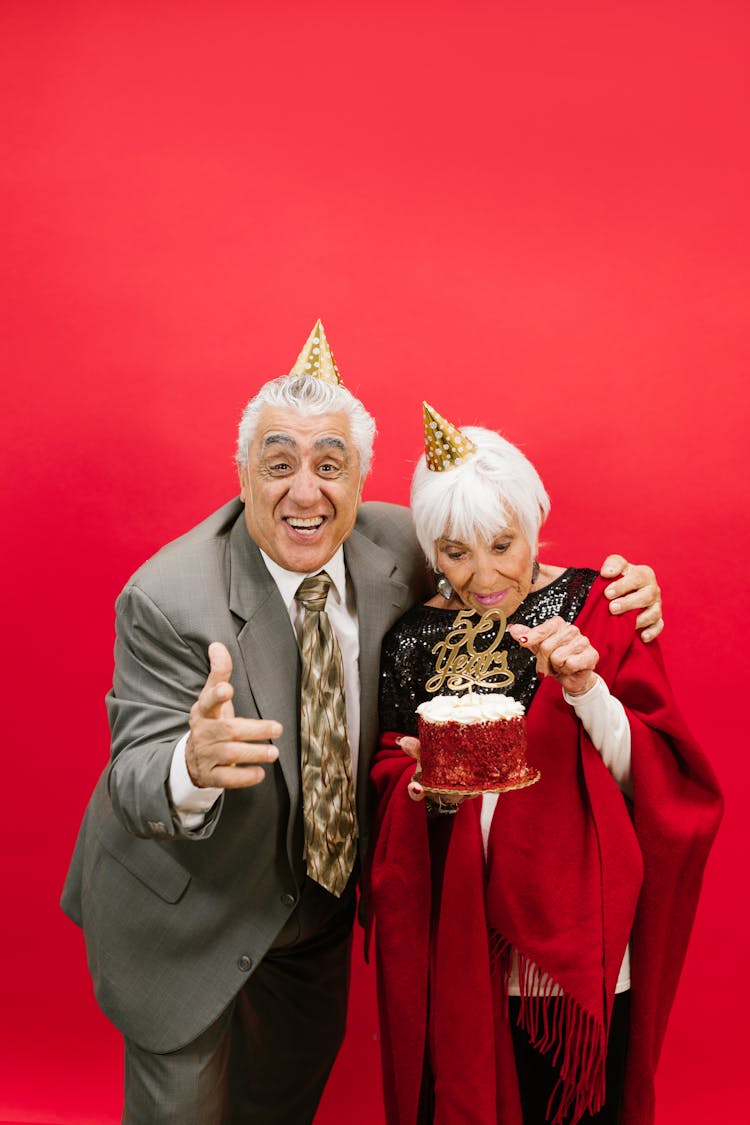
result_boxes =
[288,518,323,533]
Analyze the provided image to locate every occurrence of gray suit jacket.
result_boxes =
[61,498,429,1052]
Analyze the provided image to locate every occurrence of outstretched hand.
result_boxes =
[600,554,663,642]
[185,642,281,789]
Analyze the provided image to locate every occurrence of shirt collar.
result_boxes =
[259,546,347,612]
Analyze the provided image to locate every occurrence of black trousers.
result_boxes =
[509,991,631,1125]
[418,991,630,1124]
[122,882,356,1125]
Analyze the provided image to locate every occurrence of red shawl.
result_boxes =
[368,580,722,1125]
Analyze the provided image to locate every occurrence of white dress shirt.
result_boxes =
[168,545,360,830]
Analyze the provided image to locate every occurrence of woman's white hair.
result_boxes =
[410,426,550,569]
[236,374,377,477]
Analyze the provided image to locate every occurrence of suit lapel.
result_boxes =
[228,516,302,809]
[344,527,413,809]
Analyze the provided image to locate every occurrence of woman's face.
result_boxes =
[435,515,535,618]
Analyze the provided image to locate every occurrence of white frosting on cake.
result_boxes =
[416,692,525,724]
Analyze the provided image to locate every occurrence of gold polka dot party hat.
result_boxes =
[289,318,344,385]
[422,402,478,471]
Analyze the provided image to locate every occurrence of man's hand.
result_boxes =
[600,554,663,643]
[508,617,598,695]
[185,642,281,789]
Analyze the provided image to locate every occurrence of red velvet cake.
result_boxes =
[416,692,540,795]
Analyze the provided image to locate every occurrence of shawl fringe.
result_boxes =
[490,931,606,1125]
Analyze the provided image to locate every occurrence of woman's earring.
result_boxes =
[531,559,540,585]
[435,572,454,600]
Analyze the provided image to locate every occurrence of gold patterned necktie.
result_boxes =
[294,571,357,897]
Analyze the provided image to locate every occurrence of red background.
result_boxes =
[1,2,747,1122]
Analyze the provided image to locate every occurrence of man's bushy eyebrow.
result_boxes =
[314,436,346,452]
[262,433,296,449]
[260,433,348,456]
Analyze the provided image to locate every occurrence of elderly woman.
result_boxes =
[368,407,722,1125]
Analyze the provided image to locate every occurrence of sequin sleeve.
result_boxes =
[378,608,426,736]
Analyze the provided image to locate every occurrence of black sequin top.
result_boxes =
[379,568,598,736]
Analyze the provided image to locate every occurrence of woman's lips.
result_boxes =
[472,589,508,606]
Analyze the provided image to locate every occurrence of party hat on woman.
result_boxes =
[423,402,478,471]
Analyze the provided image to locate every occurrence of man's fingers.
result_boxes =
[632,600,663,627]
[207,764,272,789]
[207,739,280,768]
[206,642,233,686]
[606,586,662,619]
[186,733,281,788]
[606,586,651,612]
[195,644,236,719]
[207,716,283,744]
[637,613,664,644]
[600,553,627,579]
[195,679,235,720]
[602,563,663,641]
[187,647,285,789]
[604,564,660,604]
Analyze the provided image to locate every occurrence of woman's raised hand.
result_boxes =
[508,617,598,696]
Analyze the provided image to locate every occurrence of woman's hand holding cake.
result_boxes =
[508,615,599,696]
[393,735,428,803]
[395,735,468,808]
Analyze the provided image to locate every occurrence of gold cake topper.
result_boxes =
[290,318,344,385]
[426,609,515,694]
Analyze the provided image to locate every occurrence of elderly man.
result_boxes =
[62,323,662,1124]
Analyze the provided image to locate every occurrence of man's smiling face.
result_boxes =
[239,406,363,573]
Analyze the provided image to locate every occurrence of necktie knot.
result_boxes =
[295,572,332,613]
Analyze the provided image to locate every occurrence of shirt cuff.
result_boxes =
[168,733,223,829]
[562,672,610,709]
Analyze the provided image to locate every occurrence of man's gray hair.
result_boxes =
[410,426,551,569]
[236,375,377,476]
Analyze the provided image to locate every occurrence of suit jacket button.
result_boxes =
[280,892,296,908]
[237,955,253,972]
